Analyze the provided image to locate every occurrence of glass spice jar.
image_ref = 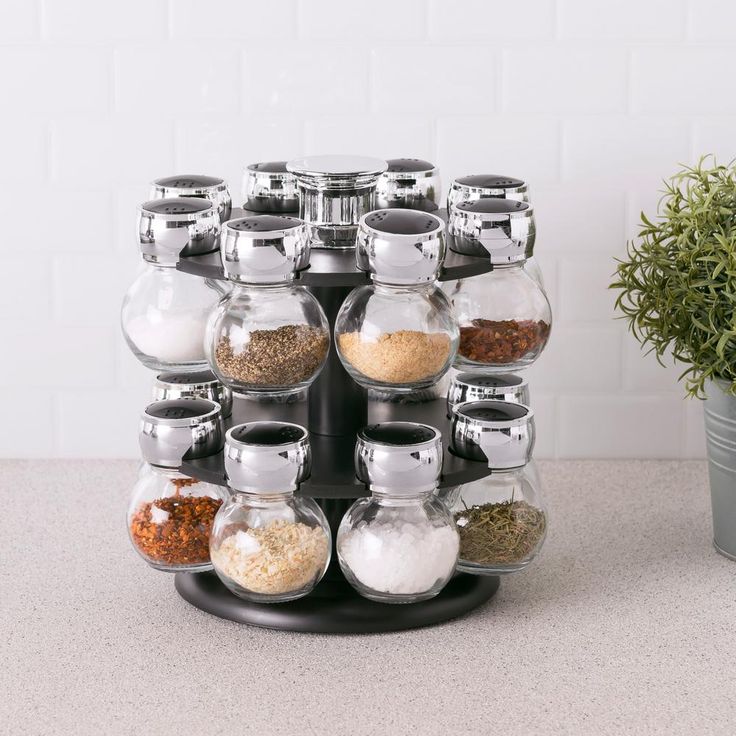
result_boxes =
[448,401,547,574]
[205,215,330,396]
[445,200,551,372]
[210,422,331,603]
[121,198,223,372]
[337,423,459,604]
[128,398,227,572]
[335,209,459,392]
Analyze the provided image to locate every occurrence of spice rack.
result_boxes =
[172,207,501,633]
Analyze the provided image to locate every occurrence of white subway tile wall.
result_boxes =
[0,0,728,458]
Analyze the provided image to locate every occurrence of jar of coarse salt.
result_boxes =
[337,422,459,604]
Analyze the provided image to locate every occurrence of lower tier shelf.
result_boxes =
[175,570,499,634]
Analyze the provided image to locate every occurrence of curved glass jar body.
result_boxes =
[205,284,330,395]
[121,264,221,371]
[446,264,552,371]
[335,283,459,391]
[446,462,547,575]
[127,467,226,572]
[337,492,459,604]
[210,492,331,603]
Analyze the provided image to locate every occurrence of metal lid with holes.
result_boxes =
[224,421,311,493]
[139,398,223,468]
[355,422,443,494]
[221,215,310,284]
[448,198,535,262]
[242,161,299,213]
[356,209,446,284]
[450,400,534,469]
[137,197,221,264]
[150,175,232,223]
[447,174,528,211]
[153,370,233,418]
[447,372,530,416]
[376,158,441,212]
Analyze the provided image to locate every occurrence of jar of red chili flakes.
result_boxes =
[445,199,551,372]
[128,398,227,572]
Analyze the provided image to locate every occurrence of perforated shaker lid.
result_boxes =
[221,215,309,283]
[383,158,438,180]
[224,421,311,492]
[356,209,445,284]
[152,174,228,195]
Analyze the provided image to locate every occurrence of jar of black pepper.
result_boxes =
[205,215,330,396]
[128,398,227,572]
[444,200,551,372]
[448,401,547,575]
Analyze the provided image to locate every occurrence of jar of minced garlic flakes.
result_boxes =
[128,398,227,572]
[210,421,331,603]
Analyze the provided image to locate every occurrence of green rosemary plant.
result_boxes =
[611,156,736,398]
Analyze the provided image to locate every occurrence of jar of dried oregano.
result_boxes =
[447,400,547,574]
[209,421,331,603]
[128,398,227,572]
[335,209,459,392]
[205,215,330,397]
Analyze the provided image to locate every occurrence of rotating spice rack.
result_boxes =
[172,207,502,633]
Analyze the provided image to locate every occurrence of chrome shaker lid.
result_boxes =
[356,209,445,284]
[448,199,535,263]
[221,215,310,283]
[450,400,534,469]
[242,161,299,213]
[140,398,223,469]
[153,369,233,418]
[383,158,438,179]
[286,155,387,190]
[376,158,441,212]
[224,421,311,493]
[355,422,443,494]
[447,372,530,415]
[150,174,232,223]
[447,174,528,209]
[138,197,220,264]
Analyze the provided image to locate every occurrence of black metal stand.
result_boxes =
[174,212,500,633]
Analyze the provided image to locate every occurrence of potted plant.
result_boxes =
[612,157,736,560]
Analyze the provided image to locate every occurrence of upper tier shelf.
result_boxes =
[181,394,492,499]
[176,207,492,286]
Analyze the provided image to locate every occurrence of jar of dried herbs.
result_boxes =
[210,421,331,603]
[129,398,227,572]
[445,199,551,372]
[447,400,547,574]
[335,210,459,392]
[206,216,330,396]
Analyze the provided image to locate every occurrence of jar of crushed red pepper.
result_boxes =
[128,398,228,572]
[445,199,551,371]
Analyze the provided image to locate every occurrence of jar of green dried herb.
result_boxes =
[447,401,547,574]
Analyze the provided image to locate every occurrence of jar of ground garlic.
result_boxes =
[210,422,331,603]
[128,398,227,572]
[205,216,330,397]
[335,210,459,392]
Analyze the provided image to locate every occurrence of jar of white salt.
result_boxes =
[337,422,459,604]
[121,197,224,372]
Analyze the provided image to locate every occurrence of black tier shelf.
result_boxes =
[176,569,499,634]
[181,394,492,498]
[176,207,493,286]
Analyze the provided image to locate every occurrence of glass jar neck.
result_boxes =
[370,487,436,504]
[229,281,293,294]
[371,282,434,295]
[148,465,192,480]
[490,259,526,271]
[232,489,295,504]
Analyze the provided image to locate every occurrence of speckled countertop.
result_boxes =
[1,459,734,736]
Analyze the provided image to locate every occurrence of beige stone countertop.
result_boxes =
[1,459,734,736]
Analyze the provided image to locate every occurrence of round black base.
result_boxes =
[175,571,500,634]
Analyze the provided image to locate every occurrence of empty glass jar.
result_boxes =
[121,198,222,372]
[446,200,551,371]
[337,422,459,603]
[335,209,459,392]
[206,215,330,396]
[128,398,227,572]
[210,422,331,603]
[448,401,547,574]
